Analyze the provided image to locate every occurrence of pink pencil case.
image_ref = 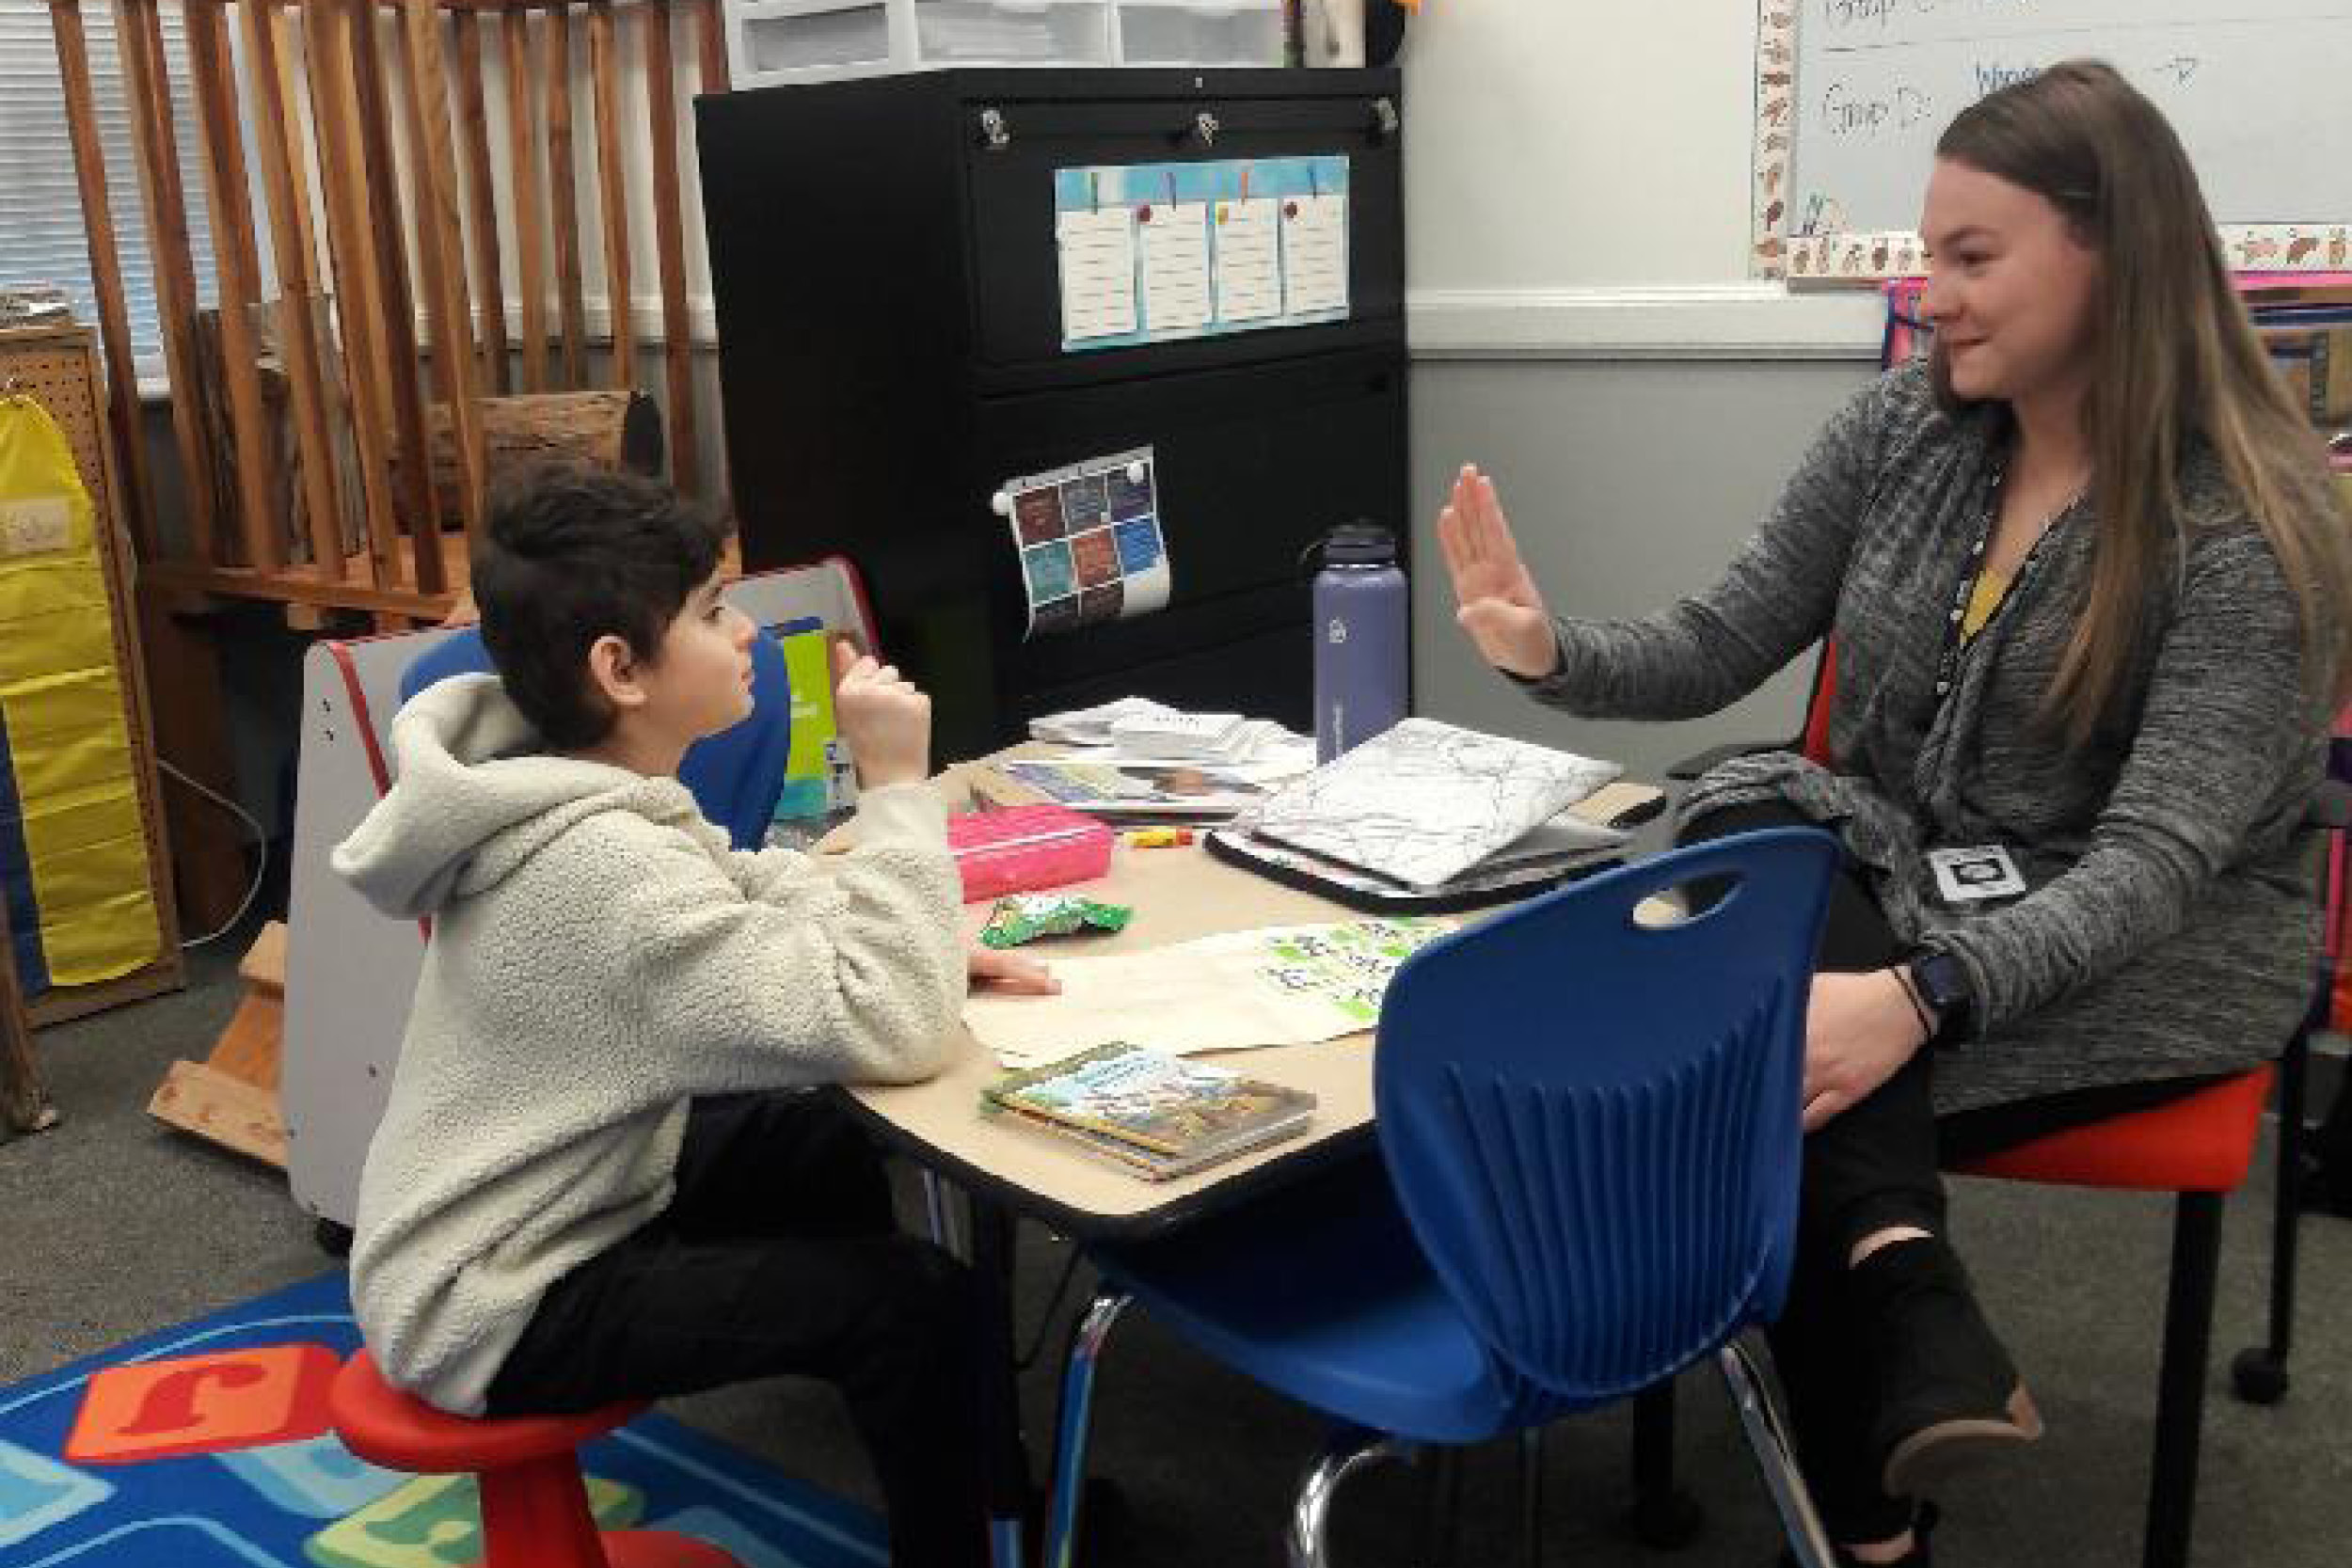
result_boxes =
[947,802,1115,902]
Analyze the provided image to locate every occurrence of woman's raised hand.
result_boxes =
[1436,464,1561,680]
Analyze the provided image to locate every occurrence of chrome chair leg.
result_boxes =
[1041,1291,1133,1568]
[1518,1428,1544,1568]
[1719,1338,1838,1568]
[919,1168,965,1257]
[1286,1429,1411,1568]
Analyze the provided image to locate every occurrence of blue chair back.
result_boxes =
[1373,827,1838,1408]
[398,626,795,851]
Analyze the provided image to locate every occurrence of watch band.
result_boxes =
[1906,950,1973,1044]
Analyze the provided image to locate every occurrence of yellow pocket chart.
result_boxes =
[0,395,161,990]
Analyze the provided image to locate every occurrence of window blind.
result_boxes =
[0,0,218,375]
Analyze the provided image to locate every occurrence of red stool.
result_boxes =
[1950,1067,2273,1568]
[329,1350,740,1568]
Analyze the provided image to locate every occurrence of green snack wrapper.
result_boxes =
[980,893,1134,948]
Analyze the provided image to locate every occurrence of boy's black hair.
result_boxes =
[472,463,731,748]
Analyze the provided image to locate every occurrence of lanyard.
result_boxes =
[1929,459,2081,704]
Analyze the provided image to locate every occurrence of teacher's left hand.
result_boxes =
[1801,969,1930,1131]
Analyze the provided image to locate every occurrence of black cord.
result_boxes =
[1014,1239,1089,1372]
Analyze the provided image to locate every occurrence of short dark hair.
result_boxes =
[472,463,730,748]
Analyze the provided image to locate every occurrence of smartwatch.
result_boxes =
[1906,949,1973,1044]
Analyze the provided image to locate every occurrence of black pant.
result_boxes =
[485,1091,993,1568]
[1680,801,2221,1541]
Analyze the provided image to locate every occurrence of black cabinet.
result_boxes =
[698,68,1406,762]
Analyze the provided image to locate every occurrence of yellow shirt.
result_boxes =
[1960,568,2011,643]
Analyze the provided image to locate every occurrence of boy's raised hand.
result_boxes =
[832,640,932,788]
[1436,464,1562,680]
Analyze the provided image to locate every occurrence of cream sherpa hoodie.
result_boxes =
[333,673,964,1414]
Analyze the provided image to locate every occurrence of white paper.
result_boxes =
[0,497,72,557]
[1139,201,1214,334]
[967,918,1452,1068]
[1057,208,1138,342]
[1281,192,1350,317]
[1213,198,1283,323]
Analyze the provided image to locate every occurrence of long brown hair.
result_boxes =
[1931,59,2352,747]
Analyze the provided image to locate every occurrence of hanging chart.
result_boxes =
[999,447,1172,639]
[1054,158,1352,352]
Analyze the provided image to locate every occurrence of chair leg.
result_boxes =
[2233,1029,2307,1405]
[1518,1428,1544,1568]
[476,1453,609,1565]
[1041,1291,1133,1568]
[1416,1444,1464,1568]
[919,1168,964,1257]
[1286,1429,1411,1568]
[2146,1191,2224,1568]
[1627,1377,1706,1548]
[1718,1338,1839,1568]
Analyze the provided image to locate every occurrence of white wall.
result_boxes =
[1392,3,1883,781]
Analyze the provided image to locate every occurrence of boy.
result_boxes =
[336,464,1042,1568]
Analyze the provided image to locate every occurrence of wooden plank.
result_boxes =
[694,0,728,93]
[394,0,490,548]
[0,891,57,1136]
[270,3,326,295]
[545,3,587,388]
[301,0,406,587]
[22,965,183,1030]
[240,920,289,993]
[185,0,282,571]
[239,0,351,578]
[586,0,634,389]
[501,7,548,392]
[149,1057,287,1167]
[113,0,218,563]
[206,988,284,1088]
[643,0,694,493]
[48,0,158,562]
[142,561,462,618]
[348,0,446,591]
[449,11,511,395]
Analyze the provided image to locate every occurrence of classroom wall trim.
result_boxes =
[1406,284,1883,362]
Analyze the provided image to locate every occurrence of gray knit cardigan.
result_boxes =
[1519,361,2328,1113]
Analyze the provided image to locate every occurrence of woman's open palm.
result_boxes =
[1436,465,1560,678]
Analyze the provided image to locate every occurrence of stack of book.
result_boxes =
[982,1040,1317,1180]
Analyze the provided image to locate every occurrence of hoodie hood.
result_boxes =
[332,673,704,919]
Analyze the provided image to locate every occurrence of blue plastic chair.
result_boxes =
[398,626,795,851]
[1044,827,1845,1568]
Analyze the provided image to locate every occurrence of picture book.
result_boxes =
[982,1040,1315,1177]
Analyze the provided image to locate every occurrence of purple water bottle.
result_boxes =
[1312,521,1409,762]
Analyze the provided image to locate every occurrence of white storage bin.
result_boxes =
[1117,0,1285,67]
[737,0,891,76]
[915,0,1113,65]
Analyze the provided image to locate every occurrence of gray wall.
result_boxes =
[1407,356,1876,787]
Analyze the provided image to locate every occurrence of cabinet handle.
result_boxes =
[977,107,1011,151]
[1372,97,1400,142]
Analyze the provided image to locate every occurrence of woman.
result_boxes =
[1439,62,2352,1566]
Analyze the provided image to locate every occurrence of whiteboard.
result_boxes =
[1753,0,2352,279]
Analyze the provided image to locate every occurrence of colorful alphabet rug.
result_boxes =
[0,1272,884,1568]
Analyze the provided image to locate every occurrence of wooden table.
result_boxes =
[841,769,1665,1241]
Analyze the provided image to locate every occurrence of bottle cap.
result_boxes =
[1323,521,1397,566]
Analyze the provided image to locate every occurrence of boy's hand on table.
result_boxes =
[968,946,1060,994]
[832,641,932,788]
